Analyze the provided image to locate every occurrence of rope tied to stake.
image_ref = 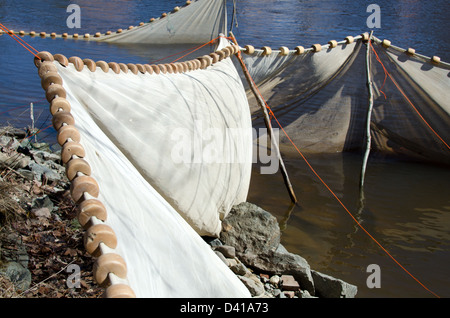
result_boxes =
[231,31,440,298]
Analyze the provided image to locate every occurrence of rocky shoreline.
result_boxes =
[0,126,357,298]
[0,126,103,297]
[207,202,357,298]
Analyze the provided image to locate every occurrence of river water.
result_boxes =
[0,0,449,298]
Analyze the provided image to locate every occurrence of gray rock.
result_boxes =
[220,202,280,255]
[238,275,265,297]
[44,160,66,177]
[30,142,51,152]
[0,129,26,149]
[271,288,282,297]
[31,195,54,212]
[16,168,34,181]
[31,150,61,165]
[17,247,29,269]
[15,155,31,169]
[29,161,61,183]
[1,234,29,268]
[243,244,315,295]
[0,135,19,148]
[220,202,315,295]
[0,261,32,292]
[0,151,30,169]
[229,261,247,276]
[0,152,10,166]
[311,270,358,298]
[214,245,235,258]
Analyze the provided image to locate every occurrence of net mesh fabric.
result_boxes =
[242,39,368,154]
[239,36,450,164]
[99,0,228,45]
[369,40,450,163]
[52,37,252,297]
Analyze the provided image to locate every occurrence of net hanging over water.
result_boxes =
[1,0,228,46]
[35,36,252,298]
[97,0,228,44]
[5,0,449,165]
[239,34,450,165]
[19,0,448,299]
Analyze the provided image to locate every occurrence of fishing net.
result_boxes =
[99,0,227,44]
[369,38,450,163]
[35,36,252,297]
[238,35,450,164]
[13,0,447,298]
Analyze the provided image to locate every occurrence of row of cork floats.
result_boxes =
[30,41,241,297]
[35,44,240,77]
[35,50,136,298]
[239,32,442,64]
[0,1,193,41]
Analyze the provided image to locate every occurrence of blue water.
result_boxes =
[0,0,449,298]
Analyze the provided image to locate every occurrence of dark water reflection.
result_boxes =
[0,0,449,298]
[248,152,450,297]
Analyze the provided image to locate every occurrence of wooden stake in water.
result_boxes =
[229,31,297,204]
[360,31,374,192]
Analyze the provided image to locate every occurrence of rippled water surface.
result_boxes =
[0,0,449,298]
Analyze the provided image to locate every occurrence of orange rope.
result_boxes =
[369,40,449,151]
[150,45,205,64]
[149,40,217,64]
[231,37,440,298]
[171,36,220,63]
[0,23,41,59]
[0,23,39,53]
[138,36,227,65]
